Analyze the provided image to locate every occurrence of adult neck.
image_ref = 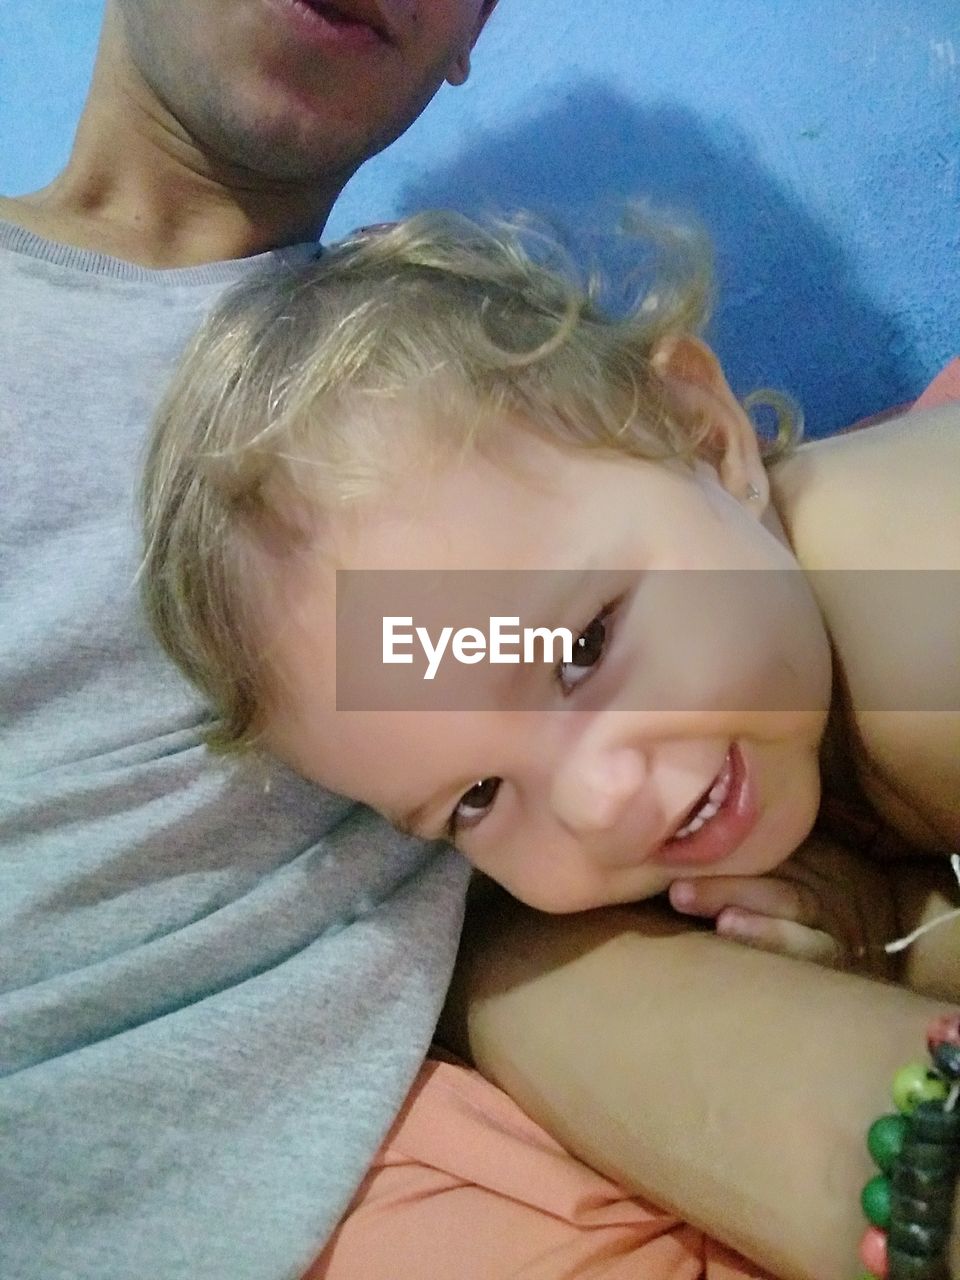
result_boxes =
[2,9,348,269]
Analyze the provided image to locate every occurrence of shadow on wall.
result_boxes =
[400,85,924,436]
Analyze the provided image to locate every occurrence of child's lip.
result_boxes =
[649,743,758,868]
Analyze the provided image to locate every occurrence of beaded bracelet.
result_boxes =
[857,1014,960,1280]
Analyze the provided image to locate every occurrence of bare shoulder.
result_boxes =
[770,407,960,850]
[0,193,44,229]
[770,404,960,572]
[0,191,117,259]
[0,193,72,248]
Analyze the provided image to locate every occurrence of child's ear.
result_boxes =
[650,334,769,514]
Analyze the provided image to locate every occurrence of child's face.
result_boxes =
[262,422,833,913]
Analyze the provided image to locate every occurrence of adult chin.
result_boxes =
[109,0,401,188]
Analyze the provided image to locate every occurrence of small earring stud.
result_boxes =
[744,483,762,503]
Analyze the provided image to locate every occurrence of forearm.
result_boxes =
[442,890,960,1280]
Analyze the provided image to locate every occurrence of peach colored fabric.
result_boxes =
[306,1056,772,1279]
[912,357,960,411]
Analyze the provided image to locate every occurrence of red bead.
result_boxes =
[927,1013,960,1079]
[926,1014,960,1052]
[859,1225,888,1277]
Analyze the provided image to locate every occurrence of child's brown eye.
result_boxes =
[451,777,502,832]
[573,616,606,666]
[558,600,616,693]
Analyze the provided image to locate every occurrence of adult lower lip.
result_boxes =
[265,0,388,52]
[651,743,757,868]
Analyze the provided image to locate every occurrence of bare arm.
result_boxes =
[440,888,960,1280]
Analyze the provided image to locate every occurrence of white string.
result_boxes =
[883,853,960,955]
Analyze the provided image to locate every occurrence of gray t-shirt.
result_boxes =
[0,223,470,1280]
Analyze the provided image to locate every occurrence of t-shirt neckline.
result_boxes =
[0,217,319,286]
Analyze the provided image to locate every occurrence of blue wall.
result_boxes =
[3,1,958,433]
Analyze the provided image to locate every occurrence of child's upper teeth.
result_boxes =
[673,757,733,840]
[708,759,732,804]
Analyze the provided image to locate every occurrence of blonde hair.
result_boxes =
[142,208,800,749]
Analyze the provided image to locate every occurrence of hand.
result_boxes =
[668,868,848,967]
[666,835,901,978]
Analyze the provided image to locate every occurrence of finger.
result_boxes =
[716,908,846,968]
[669,876,822,929]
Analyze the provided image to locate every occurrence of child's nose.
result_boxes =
[549,740,649,836]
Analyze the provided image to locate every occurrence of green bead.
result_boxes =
[892,1063,948,1115]
[860,1173,892,1227]
[868,1112,909,1170]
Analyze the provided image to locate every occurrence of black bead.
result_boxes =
[900,1137,960,1172]
[931,1041,960,1080]
[890,1188,954,1226]
[892,1162,955,1198]
[888,1218,949,1257]
[886,1247,949,1280]
[909,1100,960,1144]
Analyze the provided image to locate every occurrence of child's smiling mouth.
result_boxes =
[672,751,735,839]
[652,744,758,868]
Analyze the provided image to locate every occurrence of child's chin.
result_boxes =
[745,806,819,877]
